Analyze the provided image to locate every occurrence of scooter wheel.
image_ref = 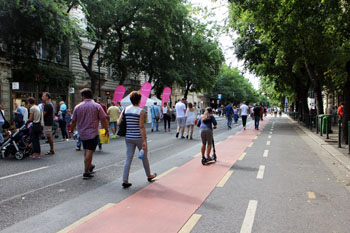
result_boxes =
[201,158,207,165]
[15,152,24,160]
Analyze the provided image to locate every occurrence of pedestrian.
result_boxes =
[26,97,41,159]
[175,98,187,139]
[185,102,196,139]
[118,91,157,188]
[239,101,249,130]
[274,107,278,117]
[58,101,69,141]
[253,104,261,130]
[70,88,109,180]
[197,107,217,161]
[42,92,55,155]
[0,104,5,144]
[338,103,344,120]
[225,102,233,129]
[150,102,160,132]
[14,102,25,129]
[117,102,124,112]
[161,102,171,132]
[107,101,121,138]
[259,105,264,121]
[66,109,72,138]
[233,105,239,124]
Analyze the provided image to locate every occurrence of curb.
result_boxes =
[290,117,350,171]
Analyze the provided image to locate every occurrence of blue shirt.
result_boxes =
[198,115,217,130]
[225,105,233,116]
[150,105,160,118]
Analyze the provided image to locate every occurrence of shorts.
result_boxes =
[82,135,99,151]
[177,117,186,127]
[201,129,213,146]
[110,121,117,129]
[44,126,52,137]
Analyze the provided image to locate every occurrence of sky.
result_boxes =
[189,0,260,90]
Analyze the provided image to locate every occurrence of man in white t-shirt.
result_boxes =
[239,101,249,130]
[175,98,187,138]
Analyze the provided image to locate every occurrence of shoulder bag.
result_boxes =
[117,110,126,137]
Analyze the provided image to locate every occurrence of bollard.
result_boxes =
[326,116,329,139]
[338,119,342,148]
[348,121,350,154]
[320,116,323,137]
[316,115,319,134]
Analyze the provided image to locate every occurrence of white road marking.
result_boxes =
[217,170,234,187]
[254,136,258,140]
[269,132,273,135]
[268,135,272,139]
[240,200,258,233]
[256,165,265,179]
[266,141,271,146]
[248,142,253,147]
[307,192,316,199]
[178,214,202,233]
[0,166,49,180]
[263,150,269,158]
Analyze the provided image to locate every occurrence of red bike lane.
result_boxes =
[68,118,269,233]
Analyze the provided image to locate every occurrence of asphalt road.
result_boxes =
[0,115,238,231]
[1,115,350,233]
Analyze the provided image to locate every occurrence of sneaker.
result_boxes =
[122,182,132,188]
[186,135,189,139]
[83,173,94,180]
[190,136,193,140]
[75,147,81,151]
[181,136,185,139]
[111,135,117,139]
[151,129,154,132]
[176,132,179,138]
[89,164,95,173]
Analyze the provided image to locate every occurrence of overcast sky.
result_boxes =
[189,0,260,89]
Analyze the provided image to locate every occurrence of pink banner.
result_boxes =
[161,87,172,107]
[139,82,152,109]
[113,85,126,105]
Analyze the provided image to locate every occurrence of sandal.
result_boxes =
[45,150,55,155]
[147,173,157,182]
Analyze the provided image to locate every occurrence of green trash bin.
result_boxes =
[322,115,333,134]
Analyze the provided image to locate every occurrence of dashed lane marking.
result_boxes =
[307,192,316,199]
[263,150,269,158]
[254,136,258,140]
[256,165,265,179]
[154,167,178,180]
[0,166,49,180]
[268,135,272,139]
[248,142,254,147]
[238,152,247,161]
[266,141,271,146]
[269,132,273,135]
[57,203,115,233]
[240,200,258,233]
[217,170,234,187]
[178,214,202,233]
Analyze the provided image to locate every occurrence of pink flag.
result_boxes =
[113,85,126,105]
[161,87,172,106]
[139,82,152,109]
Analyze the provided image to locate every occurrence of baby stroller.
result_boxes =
[1,123,33,160]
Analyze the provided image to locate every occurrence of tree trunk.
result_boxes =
[184,81,191,100]
[305,63,324,114]
[342,60,350,144]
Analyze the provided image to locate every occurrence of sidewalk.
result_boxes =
[290,116,350,171]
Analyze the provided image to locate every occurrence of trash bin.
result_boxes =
[322,115,333,134]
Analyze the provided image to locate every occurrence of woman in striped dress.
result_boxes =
[119,91,157,188]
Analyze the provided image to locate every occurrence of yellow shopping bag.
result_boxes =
[99,129,110,144]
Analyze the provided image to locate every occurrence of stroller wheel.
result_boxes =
[15,152,24,160]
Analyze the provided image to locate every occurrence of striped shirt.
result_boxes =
[72,99,107,140]
[125,105,142,139]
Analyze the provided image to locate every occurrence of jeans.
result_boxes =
[254,116,260,129]
[0,122,3,143]
[152,118,159,130]
[234,114,238,123]
[242,115,248,127]
[123,138,151,181]
[163,115,171,130]
[226,115,232,127]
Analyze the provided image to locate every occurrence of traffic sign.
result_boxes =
[218,94,222,100]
